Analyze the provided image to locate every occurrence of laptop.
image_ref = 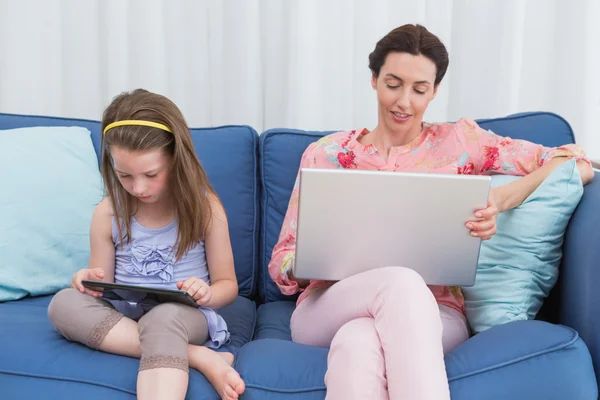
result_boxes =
[292,168,491,286]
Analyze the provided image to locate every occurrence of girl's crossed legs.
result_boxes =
[291,267,469,400]
[48,288,244,400]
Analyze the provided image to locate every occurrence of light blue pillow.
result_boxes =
[0,126,104,301]
[463,159,583,334]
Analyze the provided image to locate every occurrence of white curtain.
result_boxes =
[1,0,598,158]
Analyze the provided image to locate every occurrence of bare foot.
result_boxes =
[189,347,245,400]
[218,351,234,366]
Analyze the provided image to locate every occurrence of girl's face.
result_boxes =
[111,146,172,204]
[372,52,439,135]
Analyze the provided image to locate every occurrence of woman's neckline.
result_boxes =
[352,122,430,154]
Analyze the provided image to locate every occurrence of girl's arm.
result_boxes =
[72,198,116,297]
[87,197,116,282]
[203,194,238,310]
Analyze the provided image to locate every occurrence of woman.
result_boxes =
[268,24,593,399]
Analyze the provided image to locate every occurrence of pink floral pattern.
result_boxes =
[337,151,357,168]
[457,162,475,175]
[268,118,590,313]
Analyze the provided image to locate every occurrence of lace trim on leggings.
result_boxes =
[85,310,123,349]
[139,355,189,373]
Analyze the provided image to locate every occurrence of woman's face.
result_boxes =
[372,52,438,136]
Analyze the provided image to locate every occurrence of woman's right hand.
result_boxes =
[71,268,105,297]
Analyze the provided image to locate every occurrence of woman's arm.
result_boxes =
[457,118,593,212]
[494,157,593,213]
[202,194,239,310]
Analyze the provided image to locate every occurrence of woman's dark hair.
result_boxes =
[368,24,449,86]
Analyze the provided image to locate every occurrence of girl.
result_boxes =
[268,24,593,399]
[48,89,245,400]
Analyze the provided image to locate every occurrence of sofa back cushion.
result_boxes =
[462,159,583,333]
[258,112,576,303]
[0,125,104,301]
[0,114,260,298]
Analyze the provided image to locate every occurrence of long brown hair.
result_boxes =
[101,89,216,261]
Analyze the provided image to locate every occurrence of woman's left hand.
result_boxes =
[177,276,212,306]
[465,189,499,240]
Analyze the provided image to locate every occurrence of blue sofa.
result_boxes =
[0,111,598,399]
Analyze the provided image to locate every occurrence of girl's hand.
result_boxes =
[465,190,499,241]
[177,277,212,307]
[71,268,105,298]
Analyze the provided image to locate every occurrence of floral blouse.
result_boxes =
[268,118,590,314]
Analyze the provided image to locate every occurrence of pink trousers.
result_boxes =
[290,267,469,400]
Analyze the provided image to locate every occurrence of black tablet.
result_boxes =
[81,280,198,308]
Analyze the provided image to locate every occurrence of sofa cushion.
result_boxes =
[560,172,600,386]
[254,301,296,340]
[258,129,332,302]
[476,112,575,148]
[236,339,328,400]
[463,159,584,333]
[246,301,597,399]
[0,295,256,399]
[257,112,577,303]
[0,126,104,301]
[0,113,104,162]
[188,125,260,298]
[445,320,597,399]
[0,113,260,298]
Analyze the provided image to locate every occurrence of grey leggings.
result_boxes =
[47,288,209,372]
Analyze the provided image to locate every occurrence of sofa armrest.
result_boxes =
[559,171,600,381]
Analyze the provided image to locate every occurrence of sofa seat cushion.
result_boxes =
[0,295,256,399]
[254,300,296,340]
[243,301,597,399]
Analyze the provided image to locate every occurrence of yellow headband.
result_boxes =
[103,120,172,135]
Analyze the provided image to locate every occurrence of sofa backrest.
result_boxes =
[257,112,577,303]
[0,113,261,299]
[0,111,580,304]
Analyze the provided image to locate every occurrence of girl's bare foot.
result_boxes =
[189,347,245,400]
[218,351,234,366]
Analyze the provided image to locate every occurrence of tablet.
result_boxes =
[293,168,491,286]
[81,280,198,308]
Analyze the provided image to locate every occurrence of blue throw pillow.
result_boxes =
[463,159,583,334]
[0,126,104,301]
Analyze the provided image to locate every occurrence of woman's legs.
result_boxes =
[325,318,389,400]
[439,304,470,354]
[291,267,468,400]
[48,288,245,400]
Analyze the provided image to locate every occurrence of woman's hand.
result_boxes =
[71,268,105,297]
[465,189,499,240]
[177,277,212,307]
